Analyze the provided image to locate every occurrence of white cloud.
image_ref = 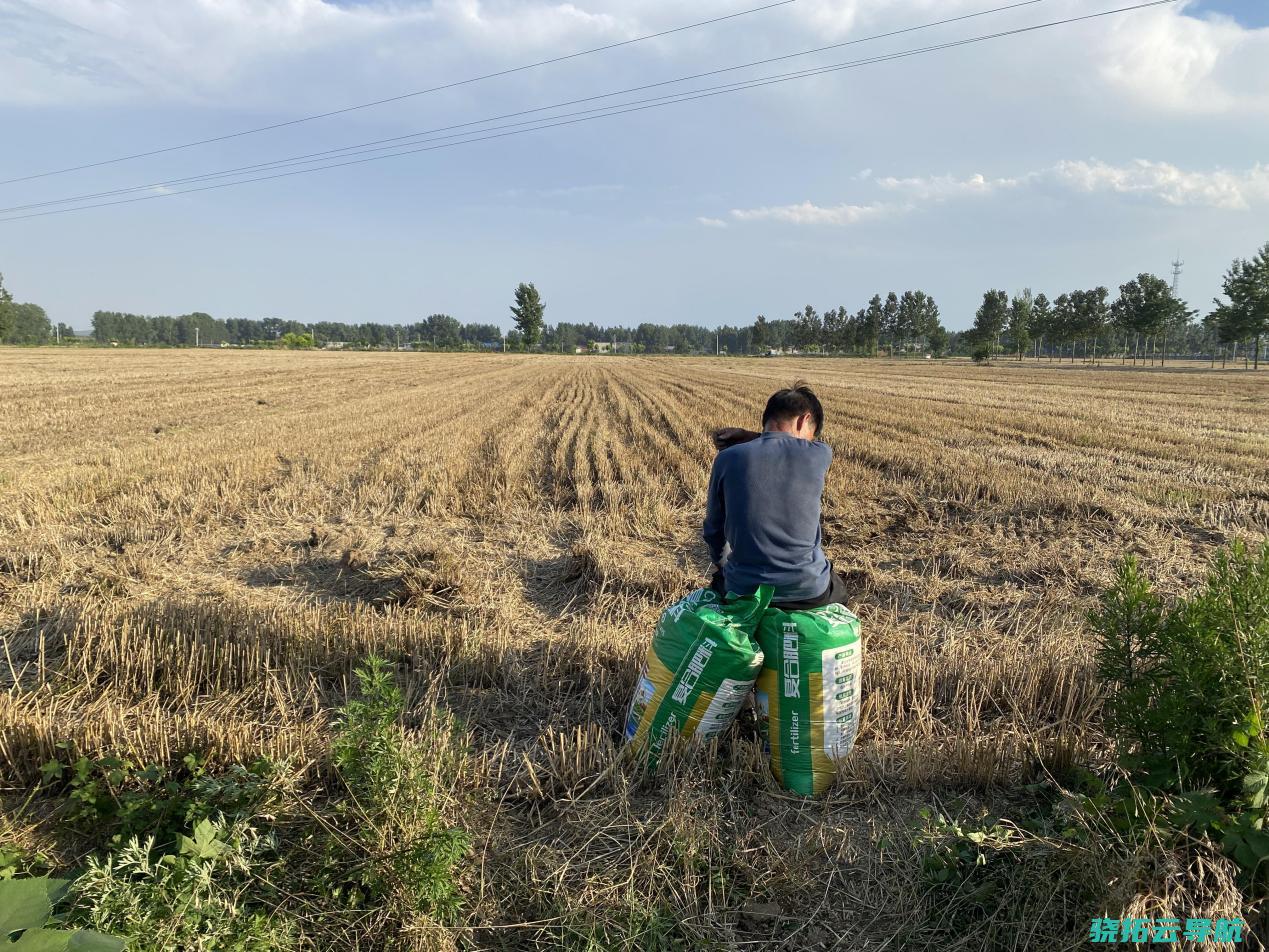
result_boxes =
[696,216,728,228]
[1094,0,1269,115]
[729,200,901,226]
[1051,159,1269,210]
[2,0,1266,115]
[875,171,1024,200]
[717,159,1269,226]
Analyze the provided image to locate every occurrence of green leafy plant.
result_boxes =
[66,818,292,952]
[39,748,279,853]
[0,845,51,882]
[0,875,122,950]
[919,810,1020,895]
[323,657,469,919]
[1091,541,1269,884]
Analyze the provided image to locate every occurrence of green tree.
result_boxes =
[970,289,1009,357]
[0,272,13,343]
[1031,293,1052,359]
[6,302,51,344]
[1006,290,1033,360]
[917,293,941,353]
[927,324,949,358]
[422,313,462,349]
[880,292,900,355]
[510,283,545,350]
[1071,286,1110,364]
[1053,293,1076,362]
[280,331,315,349]
[862,295,884,355]
[821,307,845,352]
[791,306,822,351]
[1210,243,1269,370]
[1112,273,1189,366]
[751,315,770,352]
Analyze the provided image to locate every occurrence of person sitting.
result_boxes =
[704,382,847,610]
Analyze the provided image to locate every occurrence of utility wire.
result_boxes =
[0,0,799,186]
[0,0,1178,224]
[0,0,1059,215]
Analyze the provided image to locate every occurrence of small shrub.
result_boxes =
[67,817,293,952]
[1091,541,1269,884]
[39,747,280,852]
[324,657,469,920]
[970,344,993,364]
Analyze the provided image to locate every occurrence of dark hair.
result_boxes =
[762,380,823,438]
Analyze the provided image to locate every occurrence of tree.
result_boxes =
[1112,274,1189,366]
[894,292,922,355]
[1210,244,1269,370]
[280,331,315,349]
[970,290,1009,357]
[751,315,770,352]
[862,296,884,355]
[7,302,52,344]
[881,292,900,355]
[791,306,822,351]
[821,307,845,352]
[1070,287,1110,364]
[917,293,941,353]
[0,272,13,343]
[422,313,462,349]
[1031,293,1053,359]
[1006,290,1033,361]
[510,282,545,350]
[1053,293,1076,362]
[927,324,949,358]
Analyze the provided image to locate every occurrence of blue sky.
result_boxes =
[0,0,1266,332]
[1193,0,1268,27]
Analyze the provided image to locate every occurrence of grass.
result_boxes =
[0,349,1266,949]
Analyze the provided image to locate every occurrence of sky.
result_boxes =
[0,0,1266,333]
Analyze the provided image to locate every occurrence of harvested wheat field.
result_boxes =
[1,348,1267,951]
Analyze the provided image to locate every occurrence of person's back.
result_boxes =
[704,383,841,605]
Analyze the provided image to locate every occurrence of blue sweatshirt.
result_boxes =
[702,430,832,600]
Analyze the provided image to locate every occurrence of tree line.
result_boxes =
[3,243,1265,366]
[0,273,73,344]
[84,311,505,349]
[964,243,1269,369]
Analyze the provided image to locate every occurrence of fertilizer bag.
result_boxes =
[625,585,773,767]
[756,603,862,796]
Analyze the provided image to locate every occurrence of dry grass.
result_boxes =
[1,348,1266,949]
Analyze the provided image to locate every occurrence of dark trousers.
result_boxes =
[709,565,849,611]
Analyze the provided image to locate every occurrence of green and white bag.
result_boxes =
[625,585,773,768]
[755,603,862,796]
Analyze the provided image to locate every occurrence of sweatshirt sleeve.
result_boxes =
[702,454,727,565]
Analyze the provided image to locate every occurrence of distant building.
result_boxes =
[592,341,634,354]
[323,341,349,350]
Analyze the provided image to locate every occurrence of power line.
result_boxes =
[0,0,799,187]
[0,0,1178,224]
[0,0,1060,216]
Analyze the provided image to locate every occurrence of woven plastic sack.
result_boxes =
[625,585,773,768]
[755,603,862,795]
